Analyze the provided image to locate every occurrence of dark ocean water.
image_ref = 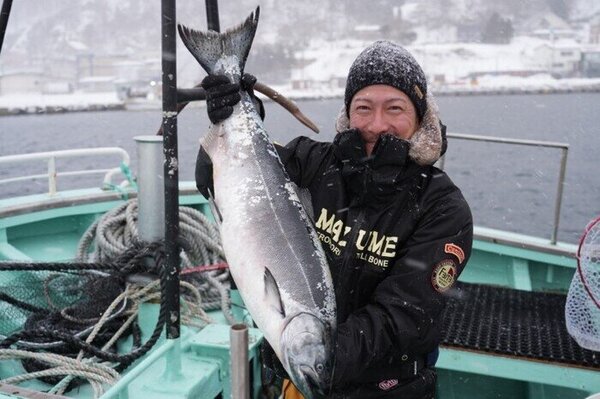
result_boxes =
[1,93,599,244]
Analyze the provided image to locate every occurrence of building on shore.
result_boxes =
[582,48,600,77]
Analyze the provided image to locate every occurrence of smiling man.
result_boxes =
[349,84,419,152]
[196,40,473,399]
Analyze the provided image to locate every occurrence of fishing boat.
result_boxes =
[1,1,599,398]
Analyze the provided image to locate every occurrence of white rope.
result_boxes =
[0,349,119,392]
[3,284,145,397]
[1,366,117,386]
[50,284,137,396]
[52,282,162,396]
[76,199,230,313]
[49,280,213,397]
[5,286,135,397]
[0,350,119,378]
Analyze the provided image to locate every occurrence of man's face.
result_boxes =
[349,84,419,156]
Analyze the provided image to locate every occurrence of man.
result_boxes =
[197,40,473,399]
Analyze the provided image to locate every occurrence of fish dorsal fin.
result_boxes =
[264,267,286,317]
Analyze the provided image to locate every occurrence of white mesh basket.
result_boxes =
[565,217,600,351]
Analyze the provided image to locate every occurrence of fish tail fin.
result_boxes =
[177,7,260,78]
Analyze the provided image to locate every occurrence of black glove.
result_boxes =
[240,73,266,120]
[260,340,289,380]
[201,74,240,124]
[195,146,214,199]
[200,73,265,124]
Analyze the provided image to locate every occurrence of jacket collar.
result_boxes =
[335,93,446,166]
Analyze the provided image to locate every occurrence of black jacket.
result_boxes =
[277,129,473,390]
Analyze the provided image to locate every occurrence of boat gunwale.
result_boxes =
[0,186,577,259]
[0,184,200,219]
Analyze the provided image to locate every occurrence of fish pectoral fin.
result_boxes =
[264,267,286,318]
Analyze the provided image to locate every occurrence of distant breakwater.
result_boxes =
[0,103,125,117]
[433,83,600,97]
[289,83,600,101]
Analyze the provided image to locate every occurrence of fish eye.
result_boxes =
[316,363,324,373]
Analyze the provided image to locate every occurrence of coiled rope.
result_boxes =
[0,199,234,397]
[76,198,233,321]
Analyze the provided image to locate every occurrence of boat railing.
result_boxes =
[0,147,133,196]
[441,132,569,245]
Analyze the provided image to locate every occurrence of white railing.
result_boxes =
[0,148,133,196]
[440,133,569,245]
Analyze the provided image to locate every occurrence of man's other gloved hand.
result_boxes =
[195,146,214,199]
[260,340,289,380]
[200,73,265,125]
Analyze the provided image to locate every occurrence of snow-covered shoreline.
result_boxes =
[2,77,600,116]
[271,77,600,101]
[0,92,125,116]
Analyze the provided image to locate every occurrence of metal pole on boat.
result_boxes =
[205,0,220,32]
[161,0,181,340]
[0,0,13,55]
[135,136,165,241]
[230,324,250,399]
[47,156,57,196]
[551,147,568,245]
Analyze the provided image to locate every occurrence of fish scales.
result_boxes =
[178,8,336,398]
[212,98,332,313]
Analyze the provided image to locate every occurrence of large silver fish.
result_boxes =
[178,8,336,397]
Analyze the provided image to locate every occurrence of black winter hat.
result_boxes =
[344,40,428,122]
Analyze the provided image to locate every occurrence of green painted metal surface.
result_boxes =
[189,324,263,399]
[436,368,591,399]
[0,186,597,398]
[437,347,599,397]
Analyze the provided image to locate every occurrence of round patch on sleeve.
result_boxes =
[431,259,457,292]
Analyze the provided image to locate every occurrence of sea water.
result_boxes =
[0,93,598,244]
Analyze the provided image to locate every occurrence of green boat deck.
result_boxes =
[0,186,598,399]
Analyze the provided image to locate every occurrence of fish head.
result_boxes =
[280,312,334,398]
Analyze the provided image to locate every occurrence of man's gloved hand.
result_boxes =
[200,73,265,124]
[196,73,264,198]
[201,74,240,124]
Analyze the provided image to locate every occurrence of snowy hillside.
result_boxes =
[4,0,599,58]
[2,0,600,105]
[571,0,600,20]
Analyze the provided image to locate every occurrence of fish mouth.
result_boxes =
[291,364,329,398]
[280,313,334,398]
[285,344,331,393]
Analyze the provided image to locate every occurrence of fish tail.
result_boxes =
[177,7,260,79]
